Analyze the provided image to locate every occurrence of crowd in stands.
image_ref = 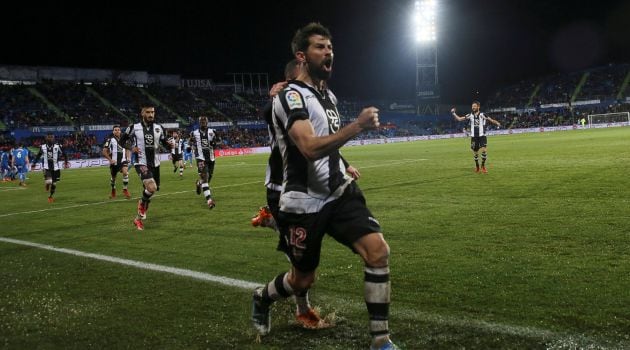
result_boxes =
[0,84,64,128]
[488,102,630,129]
[488,63,630,109]
[1,63,629,159]
[579,64,629,100]
[218,127,268,148]
[24,132,102,159]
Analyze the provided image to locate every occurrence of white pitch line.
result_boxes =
[0,186,27,192]
[358,159,427,169]
[0,180,262,218]
[0,237,259,290]
[0,236,626,349]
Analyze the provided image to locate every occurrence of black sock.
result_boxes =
[142,189,153,206]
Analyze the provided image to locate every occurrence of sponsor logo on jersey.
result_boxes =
[286,91,304,110]
[326,109,340,133]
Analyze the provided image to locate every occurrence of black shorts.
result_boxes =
[110,161,129,176]
[44,169,61,182]
[171,154,183,162]
[276,181,381,272]
[470,136,488,152]
[134,164,161,190]
[196,159,215,177]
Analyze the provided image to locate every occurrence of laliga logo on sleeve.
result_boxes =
[286,91,303,110]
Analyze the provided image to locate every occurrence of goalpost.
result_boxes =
[587,112,630,128]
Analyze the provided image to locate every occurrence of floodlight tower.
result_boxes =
[414,0,439,115]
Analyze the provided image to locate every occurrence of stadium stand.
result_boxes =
[2,63,630,158]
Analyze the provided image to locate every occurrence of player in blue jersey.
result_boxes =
[183,138,193,168]
[0,148,11,181]
[11,143,30,186]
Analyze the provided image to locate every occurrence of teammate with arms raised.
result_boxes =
[103,125,131,199]
[451,101,501,173]
[251,23,399,350]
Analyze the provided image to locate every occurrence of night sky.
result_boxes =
[3,0,630,104]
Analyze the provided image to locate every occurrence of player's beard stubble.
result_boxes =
[306,58,333,81]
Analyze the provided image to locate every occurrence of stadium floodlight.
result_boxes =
[414,0,439,115]
[414,0,436,42]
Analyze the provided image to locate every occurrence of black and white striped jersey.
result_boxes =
[123,122,168,167]
[37,143,64,171]
[262,99,283,192]
[170,137,184,156]
[103,135,129,164]
[272,80,352,214]
[466,112,490,137]
[190,128,216,162]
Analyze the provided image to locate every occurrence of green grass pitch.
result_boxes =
[1,127,629,349]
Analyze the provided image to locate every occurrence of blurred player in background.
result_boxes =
[189,116,218,209]
[102,125,131,199]
[169,130,185,177]
[31,133,69,202]
[0,147,11,181]
[183,138,193,168]
[11,143,30,186]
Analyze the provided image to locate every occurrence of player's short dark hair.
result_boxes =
[112,124,120,130]
[284,59,299,80]
[472,100,481,106]
[140,103,154,110]
[291,22,332,55]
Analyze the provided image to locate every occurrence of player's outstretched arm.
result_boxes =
[487,116,501,127]
[451,108,466,122]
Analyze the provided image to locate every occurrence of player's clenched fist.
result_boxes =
[357,107,380,130]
